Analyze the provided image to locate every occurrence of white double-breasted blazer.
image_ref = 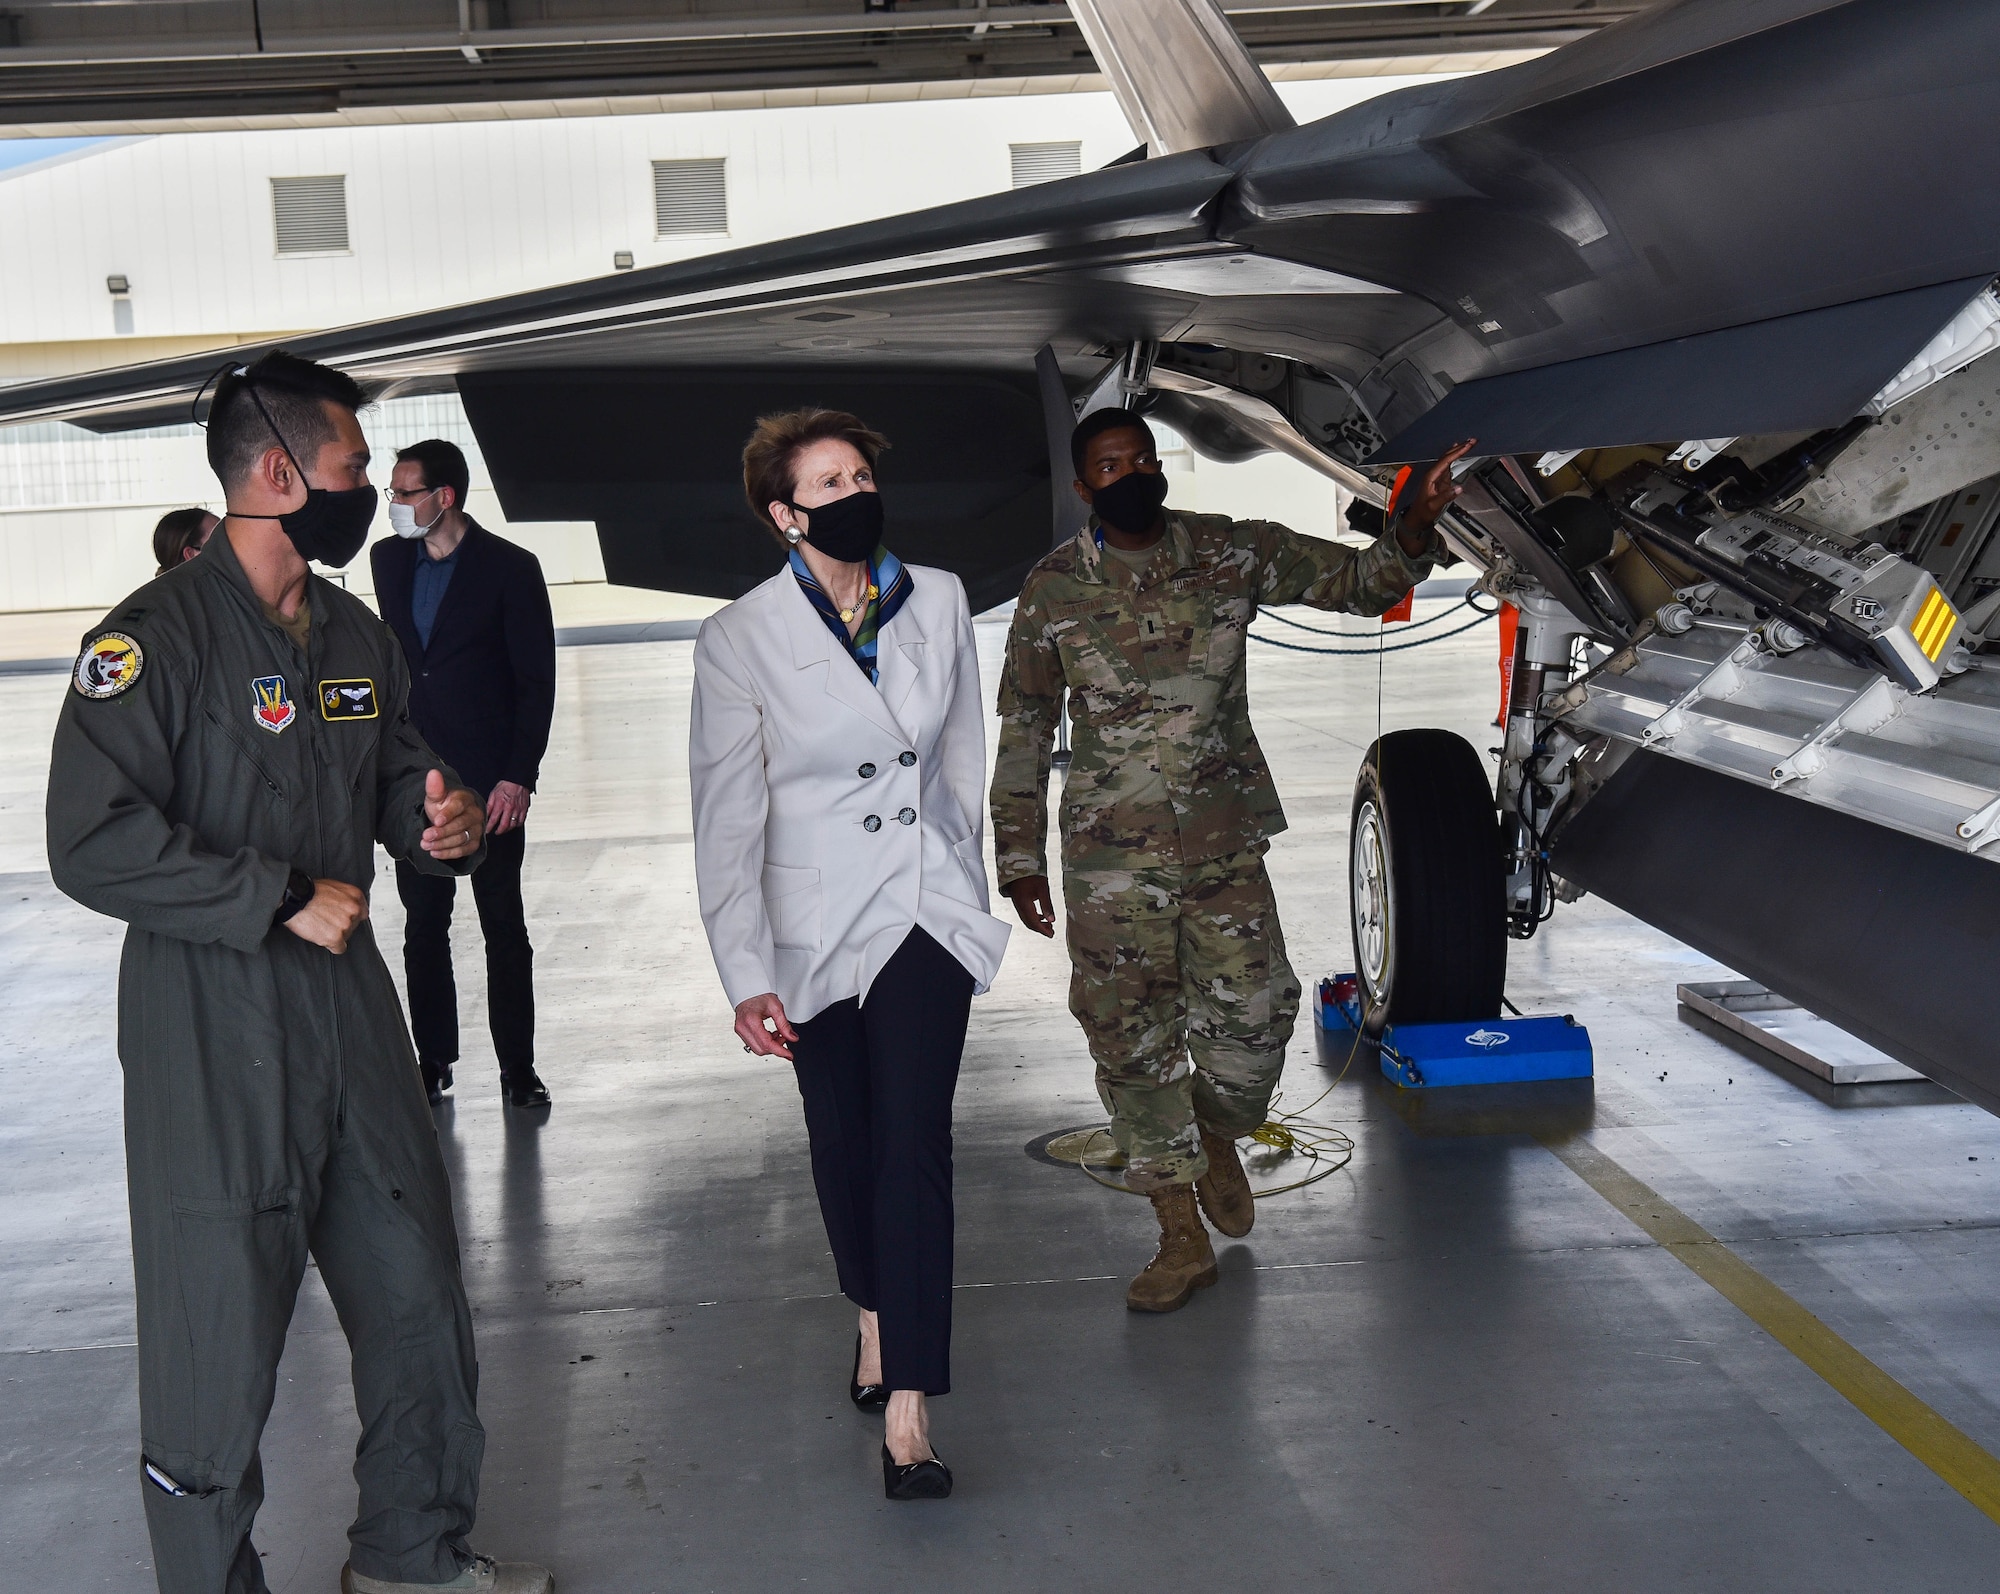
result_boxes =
[688,562,1011,1023]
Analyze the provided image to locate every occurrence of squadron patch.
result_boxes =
[251,675,296,734]
[73,632,144,699]
[319,678,378,721]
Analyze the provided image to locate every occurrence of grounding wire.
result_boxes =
[1260,592,1495,640]
[1248,608,1495,656]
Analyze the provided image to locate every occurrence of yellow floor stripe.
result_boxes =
[1539,1132,2000,1524]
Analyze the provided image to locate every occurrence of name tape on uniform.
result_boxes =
[319,678,378,720]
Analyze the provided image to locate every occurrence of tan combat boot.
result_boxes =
[1126,1184,1218,1312]
[1195,1126,1255,1238]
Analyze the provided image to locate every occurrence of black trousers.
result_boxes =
[791,927,974,1396]
[395,825,535,1082]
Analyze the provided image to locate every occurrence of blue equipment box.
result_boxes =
[1316,975,1593,1089]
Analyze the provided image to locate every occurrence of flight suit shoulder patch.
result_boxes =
[72,632,144,699]
[319,678,379,720]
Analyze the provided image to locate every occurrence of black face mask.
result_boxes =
[789,489,883,564]
[1091,467,1169,536]
[276,483,377,569]
[239,382,375,569]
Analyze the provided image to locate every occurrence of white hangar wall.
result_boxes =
[0,95,1142,361]
[0,73,1451,616]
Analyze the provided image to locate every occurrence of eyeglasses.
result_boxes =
[383,486,437,504]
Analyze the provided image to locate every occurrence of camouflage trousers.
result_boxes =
[1063,844,1301,1192]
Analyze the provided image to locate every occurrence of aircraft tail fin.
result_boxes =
[1066,0,1295,155]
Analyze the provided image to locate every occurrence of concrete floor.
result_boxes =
[7,598,2000,1591]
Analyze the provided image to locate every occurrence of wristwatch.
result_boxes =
[273,867,317,925]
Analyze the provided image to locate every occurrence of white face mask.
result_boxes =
[387,489,444,539]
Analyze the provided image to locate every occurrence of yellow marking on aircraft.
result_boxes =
[1912,588,1957,661]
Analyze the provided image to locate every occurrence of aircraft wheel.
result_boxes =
[1349,728,1507,1025]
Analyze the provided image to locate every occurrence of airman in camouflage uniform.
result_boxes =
[992,409,1467,1311]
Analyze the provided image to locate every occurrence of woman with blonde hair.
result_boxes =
[688,407,1009,1500]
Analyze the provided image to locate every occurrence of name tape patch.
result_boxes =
[319,678,378,720]
[73,633,144,699]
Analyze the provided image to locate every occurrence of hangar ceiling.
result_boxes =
[0,0,1653,131]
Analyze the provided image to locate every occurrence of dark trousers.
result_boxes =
[791,927,974,1396]
[395,825,535,1082]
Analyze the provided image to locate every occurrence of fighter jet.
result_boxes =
[5,0,1997,1106]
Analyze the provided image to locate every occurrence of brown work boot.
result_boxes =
[1126,1184,1218,1313]
[1195,1126,1255,1238]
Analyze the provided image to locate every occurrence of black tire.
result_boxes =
[1349,728,1507,1025]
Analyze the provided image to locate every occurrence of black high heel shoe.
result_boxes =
[882,1445,952,1501]
[849,1334,889,1413]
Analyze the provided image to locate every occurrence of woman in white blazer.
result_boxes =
[689,408,1009,1502]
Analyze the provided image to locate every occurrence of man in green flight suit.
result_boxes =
[992,407,1471,1312]
[46,351,553,1594]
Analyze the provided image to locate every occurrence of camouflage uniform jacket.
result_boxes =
[991,509,1441,885]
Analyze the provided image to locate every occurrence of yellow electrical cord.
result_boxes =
[1069,1008,1363,1199]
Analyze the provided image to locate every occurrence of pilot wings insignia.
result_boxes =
[318,678,378,721]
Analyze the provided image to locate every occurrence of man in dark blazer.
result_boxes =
[372,438,558,1108]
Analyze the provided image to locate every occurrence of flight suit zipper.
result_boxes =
[303,612,348,1136]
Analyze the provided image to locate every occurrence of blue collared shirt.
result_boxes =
[411,543,460,649]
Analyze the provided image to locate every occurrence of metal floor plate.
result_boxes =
[1678,979,1927,1084]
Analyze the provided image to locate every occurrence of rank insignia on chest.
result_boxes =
[319,678,378,720]
[251,674,295,734]
[72,632,143,699]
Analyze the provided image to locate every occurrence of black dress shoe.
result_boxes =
[421,1062,454,1104]
[882,1445,951,1500]
[502,1072,551,1108]
[850,1334,888,1413]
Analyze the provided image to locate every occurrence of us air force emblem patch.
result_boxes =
[319,678,378,720]
[251,675,296,734]
[73,633,144,699]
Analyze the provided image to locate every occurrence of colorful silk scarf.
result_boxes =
[790,544,913,684]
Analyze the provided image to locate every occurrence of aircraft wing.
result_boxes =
[2,0,1993,612]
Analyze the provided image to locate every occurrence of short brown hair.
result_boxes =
[152,506,213,575]
[395,438,471,512]
[741,408,889,545]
